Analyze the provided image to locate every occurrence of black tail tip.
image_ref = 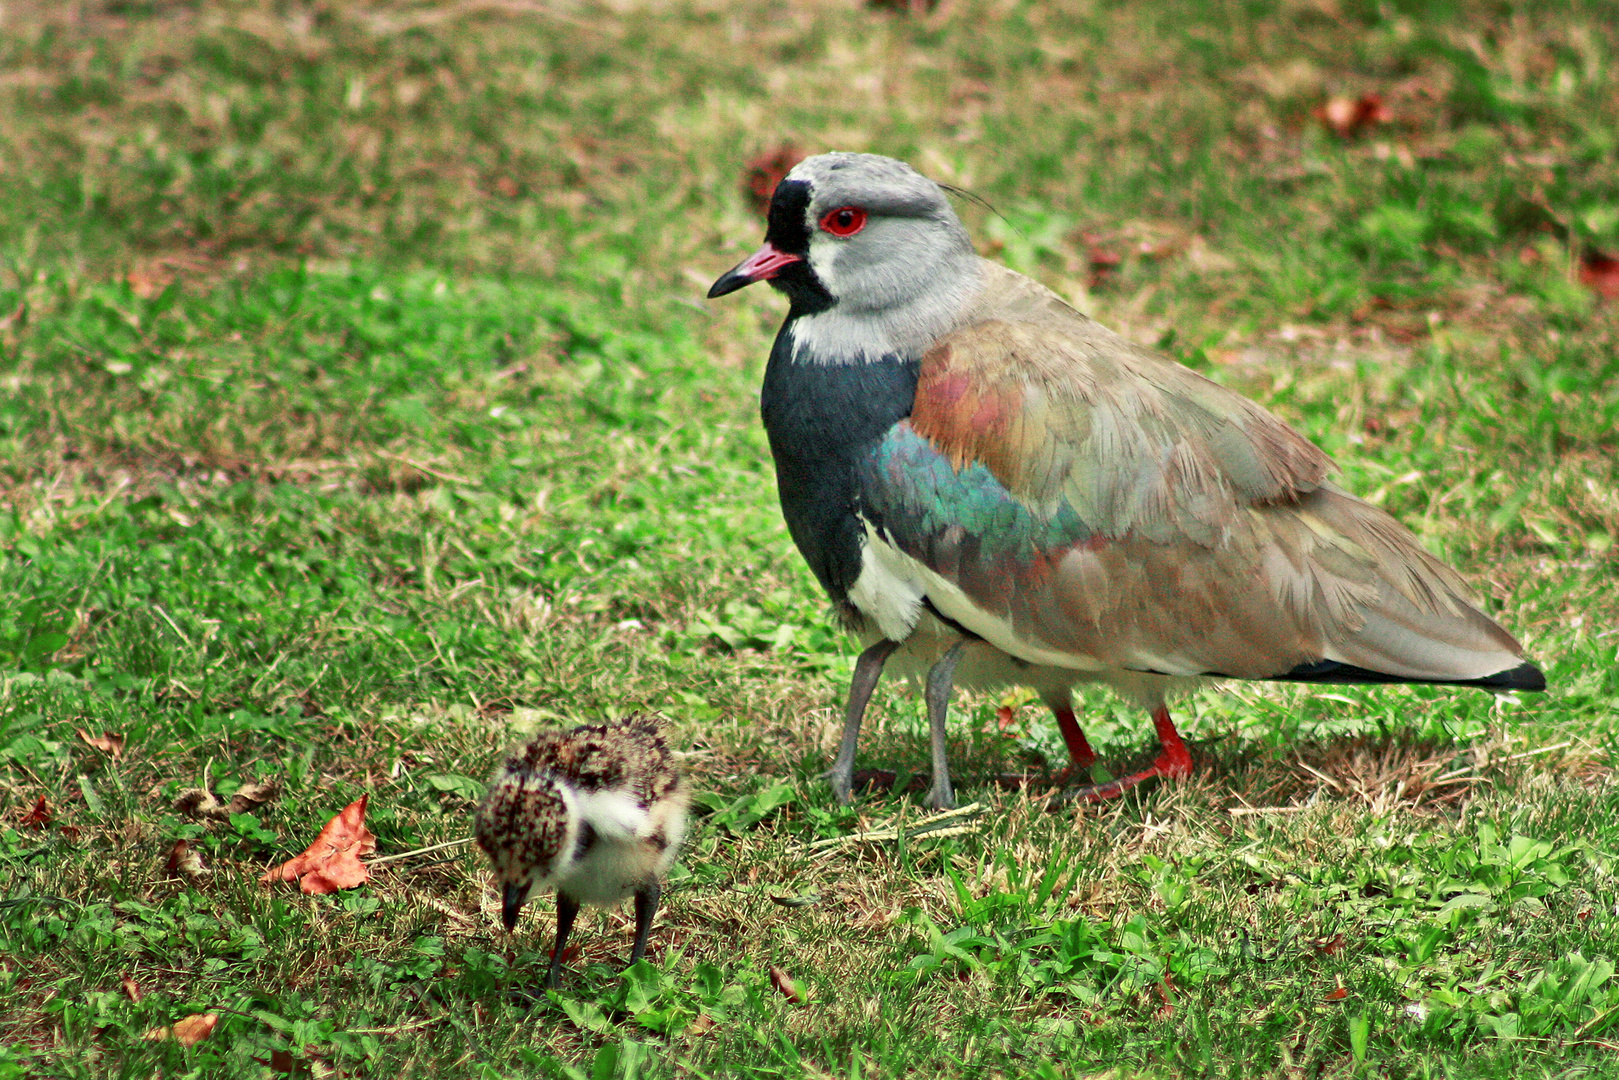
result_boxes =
[1487,660,1547,693]
[1271,657,1547,692]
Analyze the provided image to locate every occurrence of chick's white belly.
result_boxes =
[551,834,669,907]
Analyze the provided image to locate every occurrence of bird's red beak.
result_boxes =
[707,242,803,298]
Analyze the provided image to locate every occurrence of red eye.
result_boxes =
[819,206,867,237]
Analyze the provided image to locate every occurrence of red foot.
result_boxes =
[1054,706,1192,804]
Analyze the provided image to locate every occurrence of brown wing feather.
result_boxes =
[913,266,1332,548]
[908,263,1527,683]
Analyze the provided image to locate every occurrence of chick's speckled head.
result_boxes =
[473,762,572,896]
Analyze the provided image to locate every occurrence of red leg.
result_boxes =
[1054,705,1192,804]
[1051,704,1098,770]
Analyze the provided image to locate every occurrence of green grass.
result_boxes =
[1,0,1617,1076]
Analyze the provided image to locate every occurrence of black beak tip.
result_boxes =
[707,270,751,300]
[501,884,527,931]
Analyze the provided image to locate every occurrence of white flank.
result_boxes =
[846,529,927,641]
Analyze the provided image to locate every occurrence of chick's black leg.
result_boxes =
[630,881,661,967]
[546,893,581,990]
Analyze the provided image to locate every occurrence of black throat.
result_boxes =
[759,321,918,602]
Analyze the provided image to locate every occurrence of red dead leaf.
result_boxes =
[1082,232,1124,287]
[1313,94,1391,138]
[994,705,1018,734]
[743,147,806,216]
[77,729,126,759]
[1313,933,1347,956]
[769,965,804,1005]
[121,975,143,1003]
[1579,250,1619,300]
[18,796,50,830]
[260,794,375,895]
[143,1012,217,1047]
[1324,986,1350,1001]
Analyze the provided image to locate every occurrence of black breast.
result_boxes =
[759,322,918,602]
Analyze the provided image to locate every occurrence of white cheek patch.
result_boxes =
[807,232,842,297]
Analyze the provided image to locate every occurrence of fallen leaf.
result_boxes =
[743,146,805,216]
[143,1012,218,1047]
[173,788,226,817]
[1579,250,1619,300]
[1312,933,1347,956]
[260,794,375,895]
[1313,94,1391,138]
[77,729,126,759]
[125,265,172,300]
[1324,986,1350,1001]
[768,965,804,1005]
[686,1013,715,1036]
[18,796,50,830]
[226,781,280,815]
[174,778,279,820]
[121,975,143,1003]
[164,839,209,881]
[1081,232,1124,287]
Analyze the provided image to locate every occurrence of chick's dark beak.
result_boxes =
[707,242,803,298]
[501,883,529,931]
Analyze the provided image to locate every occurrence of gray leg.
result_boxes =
[827,639,900,804]
[629,882,660,967]
[923,641,967,810]
[545,893,580,989]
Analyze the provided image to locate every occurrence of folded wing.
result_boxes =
[860,265,1540,690]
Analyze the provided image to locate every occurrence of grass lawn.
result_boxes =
[1,0,1617,1076]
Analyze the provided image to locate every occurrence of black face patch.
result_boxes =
[763,178,834,314]
[765,179,814,255]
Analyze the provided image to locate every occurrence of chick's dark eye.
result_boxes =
[819,206,867,238]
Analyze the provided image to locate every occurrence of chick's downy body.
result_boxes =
[474,717,688,986]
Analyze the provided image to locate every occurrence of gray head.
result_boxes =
[709,152,982,357]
